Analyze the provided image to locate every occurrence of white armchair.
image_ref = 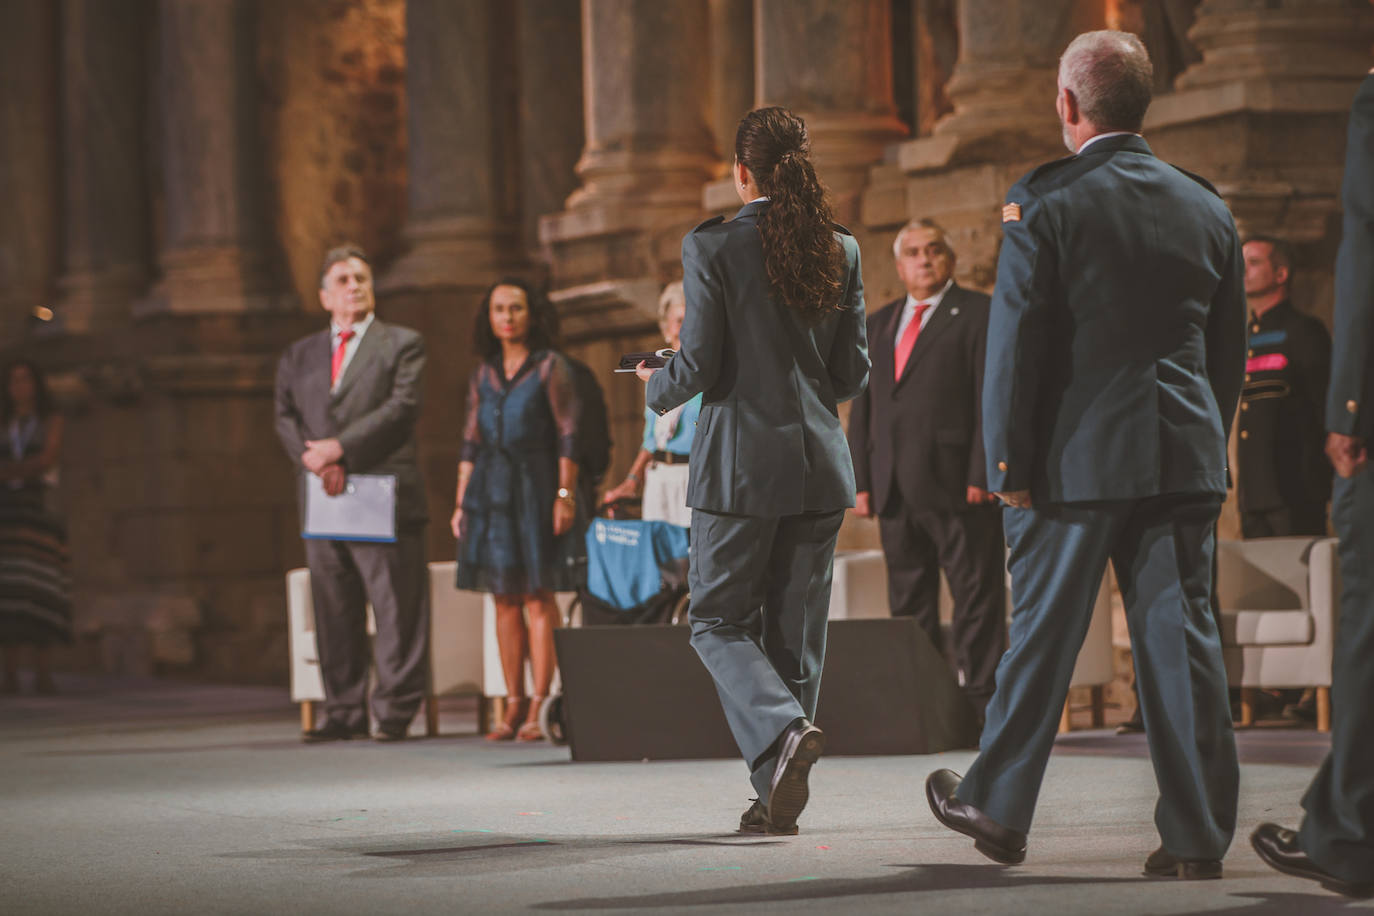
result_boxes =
[1216,537,1337,731]
[285,561,487,736]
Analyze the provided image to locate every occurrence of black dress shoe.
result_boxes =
[925,768,1027,865]
[302,719,368,743]
[766,721,824,833]
[1144,846,1222,879]
[1251,823,1374,898]
[373,721,408,742]
[738,798,798,836]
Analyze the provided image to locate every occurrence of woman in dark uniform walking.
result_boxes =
[638,106,869,835]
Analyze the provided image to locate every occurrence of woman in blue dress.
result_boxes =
[452,279,583,741]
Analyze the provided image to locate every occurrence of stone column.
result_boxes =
[381,0,524,292]
[749,0,908,215]
[565,0,718,212]
[55,0,152,333]
[539,0,717,337]
[0,0,59,342]
[151,0,275,315]
[708,0,755,170]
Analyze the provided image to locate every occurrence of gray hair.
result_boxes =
[892,218,954,259]
[1059,30,1154,133]
[658,280,686,324]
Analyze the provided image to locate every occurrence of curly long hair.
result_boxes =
[735,107,846,326]
[472,277,559,360]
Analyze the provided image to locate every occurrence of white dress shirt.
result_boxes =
[1076,131,1139,154]
[330,311,374,391]
[894,278,954,356]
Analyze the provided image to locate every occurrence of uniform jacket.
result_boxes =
[1329,74,1374,442]
[645,200,870,517]
[983,134,1247,502]
[847,285,991,513]
[274,319,428,524]
[1237,300,1331,513]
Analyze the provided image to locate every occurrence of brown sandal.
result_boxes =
[486,697,528,741]
[515,697,546,742]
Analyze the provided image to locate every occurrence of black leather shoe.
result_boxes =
[766,721,825,833]
[1251,823,1374,898]
[302,719,368,743]
[925,768,1027,865]
[1144,846,1222,879]
[738,798,799,836]
[373,721,408,742]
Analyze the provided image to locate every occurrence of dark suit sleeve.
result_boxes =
[983,193,1056,492]
[336,330,426,470]
[828,236,870,404]
[847,357,872,493]
[966,299,990,490]
[273,347,308,468]
[1328,74,1374,438]
[1206,230,1247,439]
[647,231,724,414]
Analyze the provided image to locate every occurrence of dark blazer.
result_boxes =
[983,134,1247,502]
[645,200,870,517]
[274,318,428,524]
[1329,74,1374,441]
[848,285,991,514]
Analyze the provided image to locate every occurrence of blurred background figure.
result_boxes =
[602,281,699,527]
[0,360,71,695]
[453,278,584,743]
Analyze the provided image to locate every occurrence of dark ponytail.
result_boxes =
[735,107,847,326]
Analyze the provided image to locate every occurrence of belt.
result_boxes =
[651,450,689,465]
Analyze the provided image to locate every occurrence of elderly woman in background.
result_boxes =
[0,360,71,695]
[601,281,700,527]
[452,278,582,742]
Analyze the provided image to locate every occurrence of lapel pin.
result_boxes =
[950,307,960,316]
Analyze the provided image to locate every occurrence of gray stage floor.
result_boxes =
[2,676,1368,915]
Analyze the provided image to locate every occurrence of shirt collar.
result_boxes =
[1076,131,1140,154]
[905,279,954,314]
[749,196,770,204]
[332,311,374,340]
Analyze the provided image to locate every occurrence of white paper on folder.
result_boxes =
[303,473,398,542]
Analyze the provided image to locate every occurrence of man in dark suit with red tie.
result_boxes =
[847,219,1005,717]
[274,244,429,743]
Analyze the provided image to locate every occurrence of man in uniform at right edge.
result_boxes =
[1250,68,1374,900]
[924,31,1247,878]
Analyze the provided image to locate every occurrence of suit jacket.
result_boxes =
[848,285,991,514]
[645,200,870,517]
[984,134,1246,502]
[274,318,428,524]
[1329,74,1374,441]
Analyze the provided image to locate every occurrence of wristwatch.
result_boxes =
[556,487,575,504]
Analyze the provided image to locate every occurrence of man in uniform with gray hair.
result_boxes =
[925,30,1246,878]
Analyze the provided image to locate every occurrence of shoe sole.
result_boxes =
[767,728,825,832]
[925,778,1026,866]
[1250,833,1374,898]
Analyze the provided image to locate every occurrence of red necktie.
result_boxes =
[331,329,355,386]
[894,303,930,380]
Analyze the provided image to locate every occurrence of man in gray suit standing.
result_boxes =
[275,245,429,743]
[925,32,1246,877]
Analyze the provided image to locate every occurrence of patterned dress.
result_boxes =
[456,351,585,595]
[0,415,72,646]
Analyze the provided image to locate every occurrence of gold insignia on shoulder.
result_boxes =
[1002,203,1022,223]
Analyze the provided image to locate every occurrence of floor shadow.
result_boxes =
[531,863,1151,910]
[1168,890,1371,915]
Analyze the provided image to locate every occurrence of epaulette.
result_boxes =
[691,215,726,233]
[831,222,853,237]
[1020,154,1078,190]
[1169,163,1222,197]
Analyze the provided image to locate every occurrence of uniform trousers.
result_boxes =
[1298,471,1374,882]
[687,508,845,800]
[957,493,1238,861]
[303,525,430,730]
[877,501,1005,708]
